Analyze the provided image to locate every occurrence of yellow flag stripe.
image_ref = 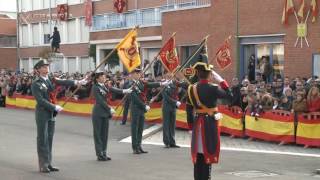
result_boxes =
[245,115,294,136]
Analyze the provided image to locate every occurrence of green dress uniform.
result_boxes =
[121,79,133,125]
[130,79,160,154]
[91,83,123,160]
[161,82,179,147]
[31,67,76,172]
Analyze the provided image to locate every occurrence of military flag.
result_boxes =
[85,0,93,26]
[311,0,319,23]
[181,38,208,81]
[282,0,295,25]
[215,36,232,70]
[298,0,306,21]
[158,36,179,73]
[116,28,141,73]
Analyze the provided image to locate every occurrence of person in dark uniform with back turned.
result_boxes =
[121,74,133,125]
[130,68,170,154]
[161,74,182,148]
[31,60,87,173]
[186,61,232,180]
[91,71,132,161]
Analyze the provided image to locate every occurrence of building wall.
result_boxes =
[0,48,17,70]
[238,0,320,79]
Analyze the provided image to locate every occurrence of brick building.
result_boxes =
[18,0,320,80]
[0,14,17,70]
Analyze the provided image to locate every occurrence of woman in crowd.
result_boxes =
[292,91,307,113]
[306,86,320,112]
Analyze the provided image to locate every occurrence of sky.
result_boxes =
[0,0,16,12]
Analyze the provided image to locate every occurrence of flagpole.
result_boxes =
[113,32,177,113]
[62,26,139,107]
[148,35,209,105]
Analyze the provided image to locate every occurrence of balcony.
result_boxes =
[92,0,211,31]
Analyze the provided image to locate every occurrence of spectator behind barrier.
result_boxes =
[307,86,320,112]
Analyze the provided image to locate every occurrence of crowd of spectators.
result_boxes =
[1,68,319,115]
[230,73,320,116]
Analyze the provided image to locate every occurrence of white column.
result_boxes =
[96,46,101,68]
[62,21,67,43]
[75,18,80,43]
[76,56,80,73]
[28,24,32,46]
[19,26,23,46]
[39,22,43,45]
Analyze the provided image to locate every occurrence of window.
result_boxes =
[21,25,29,46]
[21,0,31,12]
[32,58,40,67]
[32,0,41,10]
[21,58,29,72]
[66,57,77,73]
[80,18,89,42]
[180,45,198,64]
[43,23,51,44]
[43,0,50,9]
[80,57,94,73]
[32,23,40,45]
[313,54,320,77]
[272,44,284,79]
[68,0,81,5]
[67,19,76,43]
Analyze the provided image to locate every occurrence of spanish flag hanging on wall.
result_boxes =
[282,0,295,25]
[116,28,141,73]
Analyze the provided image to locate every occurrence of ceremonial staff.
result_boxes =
[148,35,210,105]
[114,32,178,114]
[61,26,139,107]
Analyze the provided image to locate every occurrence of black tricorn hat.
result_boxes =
[131,68,142,73]
[34,60,50,69]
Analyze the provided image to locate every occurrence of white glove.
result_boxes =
[76,78,88,86]
[176,101,181,107]
[212,71,224,83]
[145,105,150,112]
[110,108,115,115]
[160,80,171,86]
[122,88,132,94]
[214,113,223,121]
[55,105,63,112]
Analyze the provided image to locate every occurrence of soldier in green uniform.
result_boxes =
[161,78,181,148]
[31,60,87,173]
[130,68,170,154]
[121,75,133,125]
[91,71,132,161]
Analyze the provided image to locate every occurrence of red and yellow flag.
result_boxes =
[282,0,295,25]
[116,28,141,73]
[215,36,232,70]
[158,36,179,72]
[298,0,305,21]
[311,0,319,23]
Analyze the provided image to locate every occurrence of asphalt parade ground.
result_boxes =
[0,108,319,180]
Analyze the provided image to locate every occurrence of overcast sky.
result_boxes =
[0,0,16,12]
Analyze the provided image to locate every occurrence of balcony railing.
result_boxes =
[92,0,211,31]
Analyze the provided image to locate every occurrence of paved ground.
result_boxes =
[0,108,320,180]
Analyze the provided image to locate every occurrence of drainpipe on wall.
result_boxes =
[236,0,240,77]
[16,0,20,71]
